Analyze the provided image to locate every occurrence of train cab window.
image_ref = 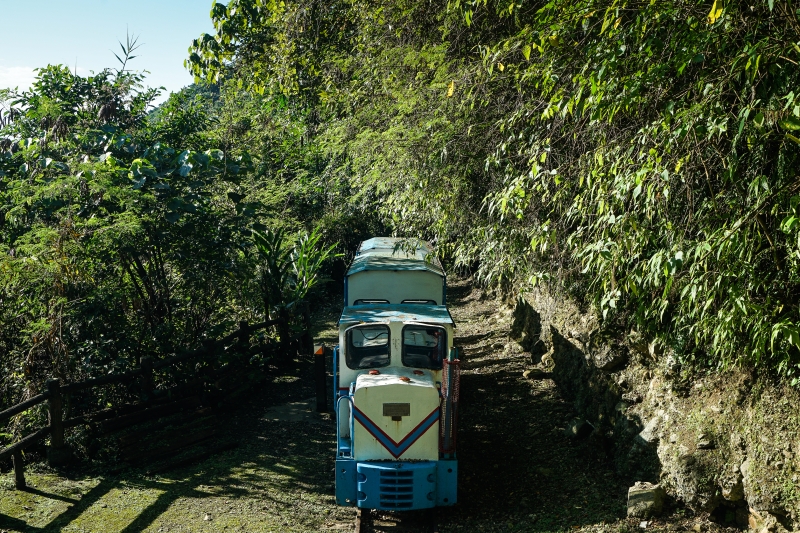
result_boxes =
[402,326,446,370]
[353,299,390,305]
[401,299,437,305]
[346,325,391,369]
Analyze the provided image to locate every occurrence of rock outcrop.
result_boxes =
[627,482,666,518]
[510,287,800,530]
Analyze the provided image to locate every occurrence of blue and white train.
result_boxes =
[334,238,460,518]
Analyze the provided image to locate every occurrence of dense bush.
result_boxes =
[190,0,800,379]
[0,52,341,426]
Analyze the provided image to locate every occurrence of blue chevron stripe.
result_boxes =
[353,407,439,458]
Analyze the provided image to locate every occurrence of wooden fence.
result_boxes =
[0,308,326,490]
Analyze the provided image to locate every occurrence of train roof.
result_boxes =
[358,237,433,255]
[339,304,454,327]
[347,237,444,277]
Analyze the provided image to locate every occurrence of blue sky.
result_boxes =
[0,0,216,102]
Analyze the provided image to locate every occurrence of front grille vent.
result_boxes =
[379,469,414,508]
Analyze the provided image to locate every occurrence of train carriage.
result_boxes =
[334,238,460,516]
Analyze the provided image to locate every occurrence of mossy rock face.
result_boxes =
[510,298,546,358]
[738,385,800,517]
[633,370,800,523]
[516,286,800,529]
[512,289,659,481]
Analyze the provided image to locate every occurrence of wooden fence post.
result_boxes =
[300,302,314,356]
[314,345,328,413]
[277,308,291,357]
[12,450,25,489]
[238,321,249,346]
[46,379,69,466]
[140,357,154,401]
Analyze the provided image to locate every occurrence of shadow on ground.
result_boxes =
[2,282,646,533]
[0,358,352,533]
[430,279,632,533]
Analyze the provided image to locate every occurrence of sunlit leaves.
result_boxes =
[0,64,272,411]
[707,0,723,24]
[779,116,800,131]
[186,0,800,383]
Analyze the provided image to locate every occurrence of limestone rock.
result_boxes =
[622,391,643,404]
[627,482,666,518]
[748,509,789,533]
[627,329,649,359]
[564,418,593,440]
[695,433,714,450]
[504,341,524,354]
[510,299,546,357]
[637,417,660,445]
[721,473,744,502]
[664,354,681,376]
[592,342,629,371]
[522,367,548,380]
[648,341,664,359]
[540,349,555,370]
[740,458,750,477]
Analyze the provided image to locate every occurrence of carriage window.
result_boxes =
[353,299,390,305]
[401,299,437,305]
[346,325,390,369]
[402,326,446,370]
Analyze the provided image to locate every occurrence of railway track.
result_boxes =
[354,508,440,533]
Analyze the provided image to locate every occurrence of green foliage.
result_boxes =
[290,228,342,302]
[460,0,800,378]
[192,0,800,380]
[252,227,342,318]
[0,54,340,422]
[253,228,293,319]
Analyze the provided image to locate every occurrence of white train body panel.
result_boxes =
[345,237,445,306]
[336,316,452,445]
[352,369,440,461]
[347,270,443,306]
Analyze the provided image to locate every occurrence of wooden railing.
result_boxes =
[0,316,316,489]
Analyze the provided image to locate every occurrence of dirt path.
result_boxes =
[1,279,715,532]
[430,279,630,532]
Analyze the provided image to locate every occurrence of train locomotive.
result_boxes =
[334,237,460,517]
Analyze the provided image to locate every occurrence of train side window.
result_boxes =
[346,325,391,369]
[353,299,390,305]
[401,299,437,305]
[402,325,446,370]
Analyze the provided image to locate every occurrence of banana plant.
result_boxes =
[252,227,341,349]
[252,228,292,322]
[288,228,342,305]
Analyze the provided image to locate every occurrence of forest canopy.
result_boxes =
[187,0,800,379]
[0,44,361,418]
[1,0,800,419]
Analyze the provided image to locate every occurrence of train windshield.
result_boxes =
[402,325,446,370]
[346,325,391,369]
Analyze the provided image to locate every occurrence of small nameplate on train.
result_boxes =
[383,403,410,417]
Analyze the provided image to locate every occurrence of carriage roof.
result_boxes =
[339,304,454,327]
[347,237,444,277]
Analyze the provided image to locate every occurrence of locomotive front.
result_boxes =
[333,238,459,514]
